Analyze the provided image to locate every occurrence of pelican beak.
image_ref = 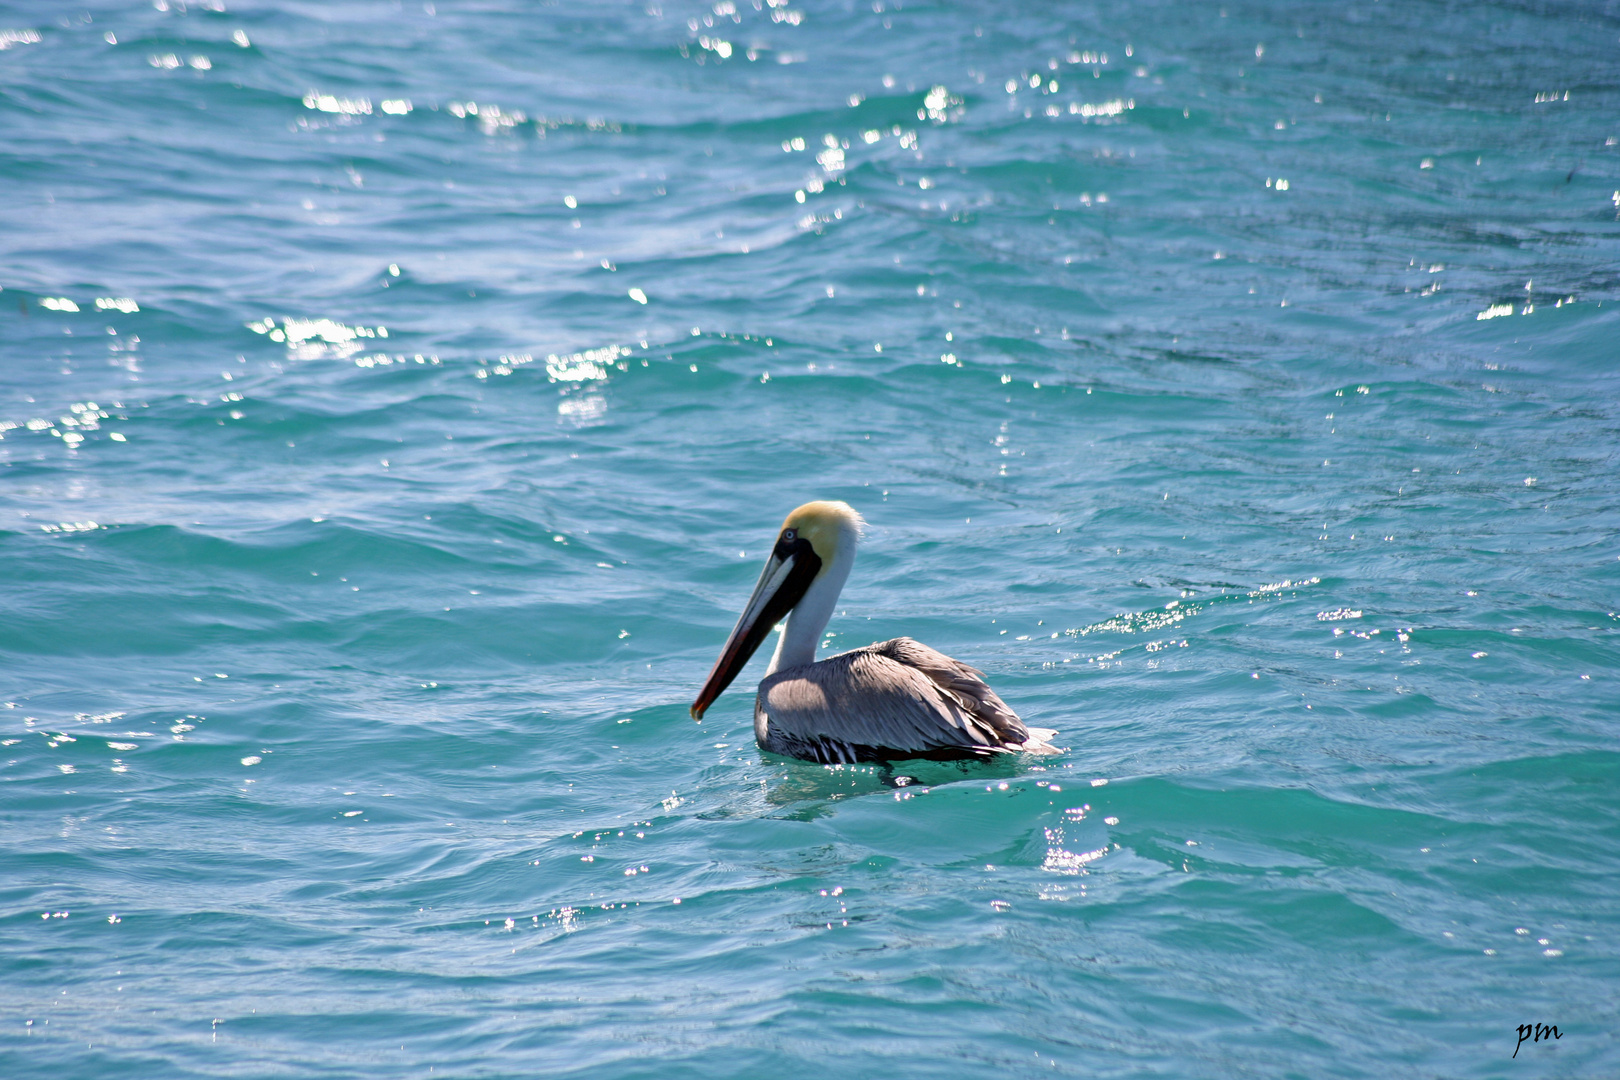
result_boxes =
[690,537,821,720]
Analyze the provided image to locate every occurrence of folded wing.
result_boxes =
[758,637,1056,760]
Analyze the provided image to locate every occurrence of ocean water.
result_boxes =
[2,0,1618,1076]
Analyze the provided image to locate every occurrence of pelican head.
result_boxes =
[690,500,864,720]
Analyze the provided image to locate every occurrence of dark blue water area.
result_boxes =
[1,1,1617,1076]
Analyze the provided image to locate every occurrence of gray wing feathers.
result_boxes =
[760,637,1044,755]
[874,637,1027,744]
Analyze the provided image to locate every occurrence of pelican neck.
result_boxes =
[767,539,855,674]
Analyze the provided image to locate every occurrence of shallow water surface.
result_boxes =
[2,1,1618,1077]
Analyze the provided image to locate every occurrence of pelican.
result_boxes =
[690,501,1060,763]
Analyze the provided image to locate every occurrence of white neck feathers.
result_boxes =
[767,521,858,675]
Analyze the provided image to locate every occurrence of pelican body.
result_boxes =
[690,501,1059,763]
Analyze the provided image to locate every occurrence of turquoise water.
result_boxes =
[3,0,1618,1075]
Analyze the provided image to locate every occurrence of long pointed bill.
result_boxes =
[690,539,820,719]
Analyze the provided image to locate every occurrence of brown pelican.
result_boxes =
[690,501,1060,763]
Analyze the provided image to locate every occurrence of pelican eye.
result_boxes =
[783,528,797,541]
